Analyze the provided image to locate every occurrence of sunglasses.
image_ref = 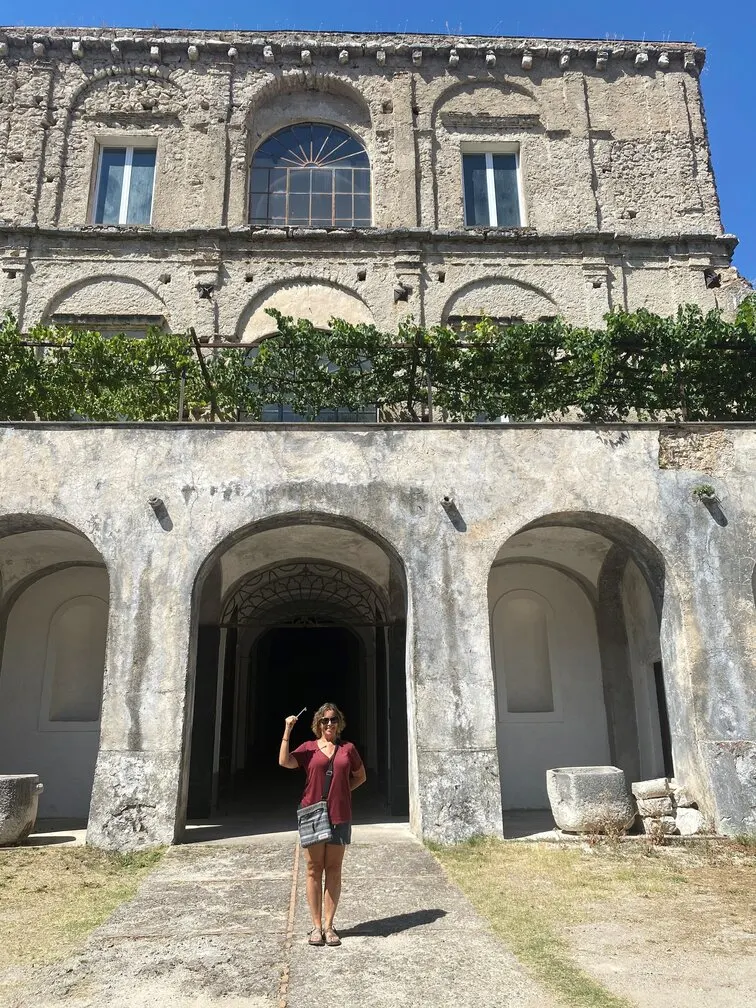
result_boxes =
[319,717,339,725]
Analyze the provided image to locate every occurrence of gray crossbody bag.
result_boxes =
[296,745,337,847]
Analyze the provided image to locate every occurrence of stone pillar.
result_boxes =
[87,545,195,851]
[391,73,419,228]
[407,532,503,843]
[655,459,756,835]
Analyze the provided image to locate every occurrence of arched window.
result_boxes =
[250,124,371,227]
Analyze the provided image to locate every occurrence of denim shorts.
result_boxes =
[328,822,352,845]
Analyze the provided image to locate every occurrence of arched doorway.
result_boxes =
[488,513,670,812]
[185,520,408,833]
[0,516,109,823]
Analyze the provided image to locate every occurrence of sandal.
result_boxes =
[308,927,325,946]
[324,928,341,947]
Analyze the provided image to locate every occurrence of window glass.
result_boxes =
[95,146,156,225]
[463,153,490,226]
[126,148,156,225]
[463,151,521,228]
[95,148,126,225]
[492,154,520,227]
[250,124,371,227]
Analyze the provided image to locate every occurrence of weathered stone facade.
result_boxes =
[0,28,743,335]
[0,29,754,851]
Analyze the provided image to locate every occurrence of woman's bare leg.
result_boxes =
[303,844,326,931]
[323,843,346,933]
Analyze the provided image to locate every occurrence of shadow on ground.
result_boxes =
[338,908,447,937]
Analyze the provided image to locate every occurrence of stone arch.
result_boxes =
[245,69,373,128]
[235,278,374,342]
[42,274,167,329]
[431,76,539,126]
[67,67,187,120]
[53,69,187,225]
[0,514,110,821]
[442,276,558,324]
[487,510,672,813]
[185,511,410,827]
[222,558,389,628]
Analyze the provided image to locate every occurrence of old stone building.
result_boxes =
[0,28,753,849]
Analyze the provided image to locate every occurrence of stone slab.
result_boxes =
[631,778,671,800]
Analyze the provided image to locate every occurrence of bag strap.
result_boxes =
[320,743,339,802]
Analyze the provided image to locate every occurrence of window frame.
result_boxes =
[90,134,158,227]
[248,120,373,229]
[460,142,526,229]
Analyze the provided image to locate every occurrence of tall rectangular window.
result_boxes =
[462,152,521,227]
[94,146,156,225]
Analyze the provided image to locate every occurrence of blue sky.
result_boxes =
[7,1,755,282]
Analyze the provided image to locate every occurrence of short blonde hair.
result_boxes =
[311,702,346,739]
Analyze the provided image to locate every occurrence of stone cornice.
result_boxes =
[0,224,737,256]
[0,27,706,73]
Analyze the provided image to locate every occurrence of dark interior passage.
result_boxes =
[248,627,363,763]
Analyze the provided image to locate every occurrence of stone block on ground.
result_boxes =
[0,774,44,846]
[637,796,675,817]
[631,777,671,800]
[673,785,697,808]
[676,808,707,835]
[642,815,679,835]
[546,766,636,834]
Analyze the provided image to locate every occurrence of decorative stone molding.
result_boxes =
[76,73,187,118]
[521,50,533,71]
[338,49,349,64]
[448,49,459,67]
[263,44,274,63]
[72,40,84,59]
[228,47,238,59]
[32,41,46,58]
[485,51,496,68]
[559,51,570,69]
[440,112,541,131]
[412,50,422,66]
[635,51,648,67]
[149,45,161,62]
[595,50,609,71]
[658,51,670,68]
[187,44,199,62]
[376,49,386,66]
[301,50,312,65]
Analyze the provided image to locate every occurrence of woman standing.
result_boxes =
[279,702,366,947]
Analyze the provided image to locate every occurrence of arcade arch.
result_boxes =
[0,517,109,821]
[184,515,408,831]
[488,514,670,811]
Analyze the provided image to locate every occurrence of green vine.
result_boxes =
[1,297,755,423]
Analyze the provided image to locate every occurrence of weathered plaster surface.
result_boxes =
[0,422,753,848]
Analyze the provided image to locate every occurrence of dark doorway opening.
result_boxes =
[186,552,409,838]
[653,660,675,778]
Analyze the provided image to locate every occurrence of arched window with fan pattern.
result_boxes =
[250,123,371,227]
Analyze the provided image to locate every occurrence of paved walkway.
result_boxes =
[17,825,554,1008]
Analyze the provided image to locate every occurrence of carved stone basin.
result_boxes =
[0,775,44,846]
[546,766,636,834]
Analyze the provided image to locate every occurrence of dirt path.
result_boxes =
[3,827,553,1008]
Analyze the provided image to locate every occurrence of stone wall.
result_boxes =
[0,28,740,337]
[0,421,753,848]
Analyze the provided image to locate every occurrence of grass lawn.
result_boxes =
[0,845,162,970]
[434,836,756,1008]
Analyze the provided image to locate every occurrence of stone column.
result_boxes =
[655,457,756,836]
[407,528,503,843]
[87,543,195,851]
